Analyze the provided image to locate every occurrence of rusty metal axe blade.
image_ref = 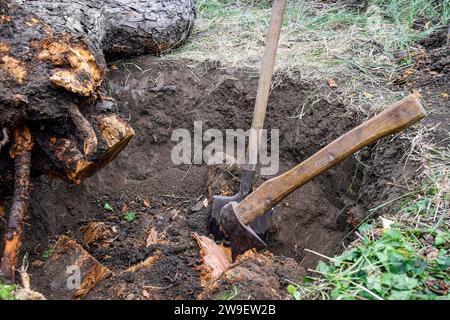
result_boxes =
[219,202,267,260]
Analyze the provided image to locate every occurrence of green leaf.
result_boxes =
[390,274,419,290]
[302,276,315,284]
[287,284,301,300]
[316,260,334,274]
[389,290,412,300]
[103,202,114,211]
[358,222,372,235]
[435,250,450,269]
[124,211,137,223]
[435,232,449,247]
[0,284,15,300]
[381,229,404,245]
[330,286,342,299]
[42,247,54,260]
[404,199,430,214]
[287,284,297,294]
[292,291,301,300]
[408,259,428,276]
[388,252,410,274]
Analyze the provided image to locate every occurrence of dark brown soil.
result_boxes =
[5,54,423,299]
[405,29,449,146]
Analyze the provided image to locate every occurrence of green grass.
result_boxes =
[288,224,449,300]
[103,202,114,212]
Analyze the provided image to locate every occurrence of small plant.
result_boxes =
[103,202,114,212]
[0,282,15,300]
[42,247,54,259]
[123,211,137,223]
[219,285,238,300]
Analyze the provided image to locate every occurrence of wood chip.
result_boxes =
[80,221,118,245]
[327,78,337,88]
[193,233,231,287]
[146,227,158,247]
[170,209,180,221]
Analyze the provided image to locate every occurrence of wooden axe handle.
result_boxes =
[246,0,287,171]
[236,94,426,225]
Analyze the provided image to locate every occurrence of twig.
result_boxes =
[1,126,33,281]
[304,248,336,262]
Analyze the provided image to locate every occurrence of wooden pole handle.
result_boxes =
[246,0,287,171]
[237,94,426,225]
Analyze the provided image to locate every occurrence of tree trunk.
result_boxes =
[0,0,195,185]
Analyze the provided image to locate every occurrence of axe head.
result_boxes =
[219,201,267,260]
[208,169,272,242]
[209,193,273,243]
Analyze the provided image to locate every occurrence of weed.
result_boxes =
[124,211,137,223]
[103,202,114,212]
[0,282,15,300]
[42,247,54,259]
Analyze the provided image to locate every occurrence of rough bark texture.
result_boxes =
[0,0,196,126]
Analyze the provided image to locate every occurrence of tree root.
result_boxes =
[0,126,33,281]
[68,105,98,155]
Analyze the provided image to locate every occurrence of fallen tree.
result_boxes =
[0,0,196,279]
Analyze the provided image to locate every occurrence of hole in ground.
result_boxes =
[14,57,415,299]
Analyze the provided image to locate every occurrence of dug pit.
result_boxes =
[14,57,417,299]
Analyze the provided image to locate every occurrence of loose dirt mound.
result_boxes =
[10,57,417,299]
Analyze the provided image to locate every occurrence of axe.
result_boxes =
[215,95,426,259]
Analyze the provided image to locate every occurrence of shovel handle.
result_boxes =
[236,94,426,225]
[246,0,287,171]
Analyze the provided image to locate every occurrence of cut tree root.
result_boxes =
[0,126,33,281]
[68,105,98,155]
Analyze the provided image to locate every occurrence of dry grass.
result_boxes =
[168,0,449,114]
